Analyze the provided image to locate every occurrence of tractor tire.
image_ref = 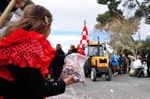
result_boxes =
[91,68,96,81]
[105,68,112,81]
[84,58,91,77]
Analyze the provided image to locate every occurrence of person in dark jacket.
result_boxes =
[50,44,66,80]
[147,52,150,77]
[66,44,77,56]
[0,4,75,99]
[121,54,127,74]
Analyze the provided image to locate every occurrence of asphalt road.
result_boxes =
[48,75,150,99]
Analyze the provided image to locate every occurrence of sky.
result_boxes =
[32,0,108,53]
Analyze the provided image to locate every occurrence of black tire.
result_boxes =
[84,58,91,77]
[91,68,96,81]
[105,68,112,81]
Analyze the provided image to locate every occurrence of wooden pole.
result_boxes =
[0,0,16,28]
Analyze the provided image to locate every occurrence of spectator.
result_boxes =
[132,55,142,69]
[127,55,135,73]
[50,44,66,80]
[129,55,142,76]
[121,54,127,74]
[111,50,120,76]
[0,4,75,99]
[147,52,150,77]
[66,44,77,55]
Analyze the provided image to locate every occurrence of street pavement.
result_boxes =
[47,75,150,99]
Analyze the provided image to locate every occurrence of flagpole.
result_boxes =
[84,20,86,26]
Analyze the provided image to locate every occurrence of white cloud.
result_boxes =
[32,0,108,31]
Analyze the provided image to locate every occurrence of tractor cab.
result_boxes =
[86,42,106,56]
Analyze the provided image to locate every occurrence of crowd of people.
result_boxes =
[55,44,150,79]
[0,0,150,99]
[110,50,150,78]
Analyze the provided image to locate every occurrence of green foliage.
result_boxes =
[138,36,150,54]
[115,48,133,57]
[148,5,150,11]
[135,9,144,18]
[97,0,109,5]
[123,49,133,57]
[141,4,147,9]
[96,11,111,24]
[97,0,150,24]
[108,1,120,13]
[134,4,150,18]
[96,0,121,24]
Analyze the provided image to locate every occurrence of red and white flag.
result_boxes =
[79,20,89,55]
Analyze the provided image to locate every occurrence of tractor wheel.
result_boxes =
[105,68,112,81]
[84,58,91,77]
[91,68,96,81]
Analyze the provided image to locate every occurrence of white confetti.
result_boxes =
[110,89,113,93]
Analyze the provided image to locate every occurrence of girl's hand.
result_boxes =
[63,75,76,85]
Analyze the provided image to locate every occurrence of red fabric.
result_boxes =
[0,29,56,81]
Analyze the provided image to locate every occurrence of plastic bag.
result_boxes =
[49,54,88,99]
[60,53,87,83]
